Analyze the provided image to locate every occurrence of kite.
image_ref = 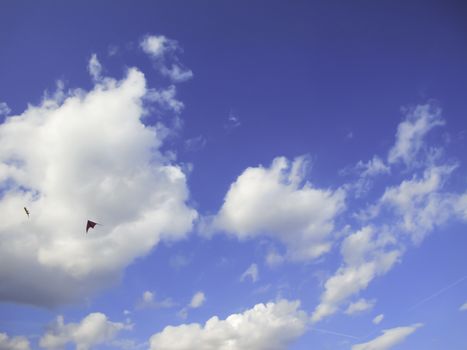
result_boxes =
[24,207,30,218]
[86,220,99,233]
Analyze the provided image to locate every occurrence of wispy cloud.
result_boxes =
[409,275,467,311]
[352,323,422,350]
[240,263,259,283]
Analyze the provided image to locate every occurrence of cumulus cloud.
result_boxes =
[311,227,400,323]
[240,263,258,283]
[150,300,307,350]
[0,332,30,350]
[388,103,444,166]
[0,102,11,116]
[211,156,346,261]
[0,66,197,306]
[344,298,375,315]
[373,314,384,324]
[39,312,131,350]
[352,323,422,350]
[140,35,193,83]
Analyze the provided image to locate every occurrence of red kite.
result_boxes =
[24,207,30,218]
[86,220,99,233]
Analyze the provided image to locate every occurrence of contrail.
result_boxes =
[409,275,467,311]
[310,326,360,340]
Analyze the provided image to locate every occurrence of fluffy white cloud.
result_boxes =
[372,314,384,325]
[311,227,400,323]
[39,312,131,350]
[240,263,258,283]
[352,323,422,350]
[140,35,193,83]
[0,332,30,350]
[149,300,307,350]
[0,102,11,116]
[0,67,197,306]
[388,103,444,166]
[190,291,206,308]
[212,156,346,261]
[344,298,375,315]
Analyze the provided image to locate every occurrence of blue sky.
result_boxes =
[1,1,467,349]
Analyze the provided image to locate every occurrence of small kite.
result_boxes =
[86,220,100,233]
[24,207,30,218]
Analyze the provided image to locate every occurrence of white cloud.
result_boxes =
[379,165,457,243]
[388,103,444,166]
[39,312,131,350]
[140,35,174,58]
[150,300,307,350]
[0,102,11,116]
[352,323,422,350]
[0,67,197,306]
[179,291,206,319]
[140,35,193,83]
[357,156,390,177]
[351,156,391,196]
[372,314,384,325]
[184,135,207,152]
[265,249,285,268]
[459,301,467,311]
[344,298,375,315]
[211,156,346,261]
[143,290,154,303]
[146,85,184,114]
[190,291,206,308]
[88,54,102,81]
[455,193,467,221]
[161,64,193,83]
[240,263,259,283]
[0,332,30,350]
[311,227,400,323]
[138,291,175,309]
